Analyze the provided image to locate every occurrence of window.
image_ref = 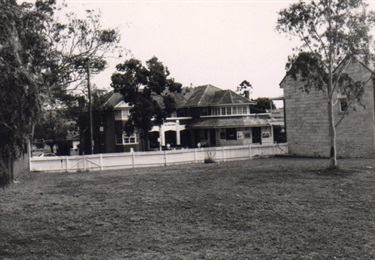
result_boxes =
[221,107,226,115]
[226,128,237,140]
[116,134,123,144]
[226,107,232,115]
[242,106,248,114]
[232,107,237,115]
[114,109,130,120]
[117,133,139,145]
[244,128,251,139]
[215,107,220,115]
[339,98,348,113]
[114,110,122,120]
[208,106,250,116]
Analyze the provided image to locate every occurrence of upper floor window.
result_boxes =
[242,106,248,114]
[115,109,130,120]
[202,105,250,116]
[339,98,348,113]
[232,107,237,115]
[226,107,232,115]
[221,107,227,115]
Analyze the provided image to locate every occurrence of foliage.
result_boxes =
[277,0,374,169]
[250,98,276,114]
[236,80,252,97]
[111,57,182,150]
[47,8,122,96]
[204,149,217,163]
[33,5,121,155]
[0,0,120,185]
[34,110,71,152]
[0,0,57,186]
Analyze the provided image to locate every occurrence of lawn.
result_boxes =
[1,157,375,259]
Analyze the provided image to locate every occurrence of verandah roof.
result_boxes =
[186,117,282,129]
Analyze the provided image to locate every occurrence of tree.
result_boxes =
[0,0,57,186]
[250,98,276,114]
[45,8,122,94]
[277,0,374,169]
[34,110,70,153]
[236,80,252,98]
[45,8,121,154]
[111,57,182,150]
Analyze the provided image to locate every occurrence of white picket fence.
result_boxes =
[30,143,288,173]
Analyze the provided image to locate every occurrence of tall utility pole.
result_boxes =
[86,59,94,154]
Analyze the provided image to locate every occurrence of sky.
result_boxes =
[63,0,375,100]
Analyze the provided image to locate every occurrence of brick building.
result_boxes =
[280,57,375,158]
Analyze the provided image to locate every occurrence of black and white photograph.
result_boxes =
[2,0,375,258]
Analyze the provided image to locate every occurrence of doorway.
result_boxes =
[252,127,262,144]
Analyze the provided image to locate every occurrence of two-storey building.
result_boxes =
[103,84,285,152]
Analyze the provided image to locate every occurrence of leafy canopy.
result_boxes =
[111,57,182,142]
[277,0,374,97]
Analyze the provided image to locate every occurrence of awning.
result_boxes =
[186,117,279,129]
[269,119,285,126]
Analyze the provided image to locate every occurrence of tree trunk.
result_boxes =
[327,3,337,170]
[143,131,149,151]
[328,98,338,169]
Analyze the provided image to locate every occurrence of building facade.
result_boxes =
[103,84,285,152]
[280,57,375,158]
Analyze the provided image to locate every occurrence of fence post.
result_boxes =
[84,156,87,171]
[100,154,103,171]
[222,146,225,162]
[194,149,197,163]
[249,144,252,160]
[131,151,135,168]
[66,157,69,172]
[164,150,167,166]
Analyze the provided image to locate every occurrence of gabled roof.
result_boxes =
[104,92,123,107]
[279,54,374,88]
[114,100,131,109]
[184,84,255,107]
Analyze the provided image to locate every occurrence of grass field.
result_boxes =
[1,157,375,259]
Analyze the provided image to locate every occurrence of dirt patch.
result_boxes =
[2,157,375,259]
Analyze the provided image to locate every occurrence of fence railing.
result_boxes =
[30,143,288,173]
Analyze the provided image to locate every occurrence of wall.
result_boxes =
[335,61,375,158]
[281,58,375,158]
[282,75,330,157]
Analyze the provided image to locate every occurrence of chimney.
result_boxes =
[244,90,250,100]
